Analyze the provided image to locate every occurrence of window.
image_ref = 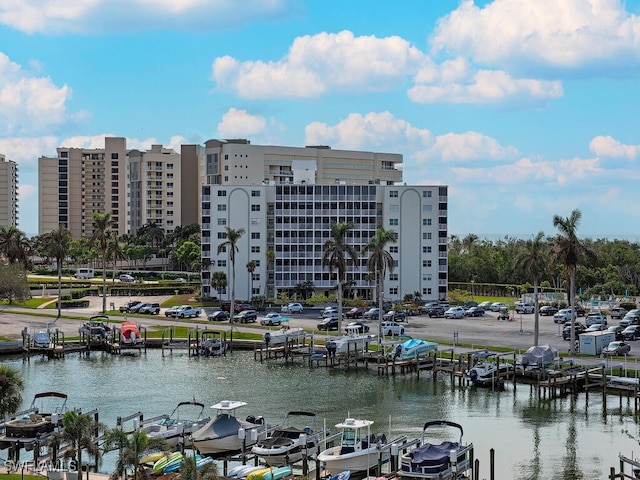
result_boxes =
[389,190,398,198]
[422,260,432,267]
[423,218,432,226]
[218,190,227,197]
[423,190,432,198]
[167,173,173,179]
[252,274,260,281]
[217,260,227,267]
[389,219,398,226]
[217,232,226,239]
[251,232,260,239]
[254,260,261,267]
[423,246,432,253]
[111,153,119,159]
[423,204,432,212]
[389,246,398,253]
[217,218,227,225]
[167,163,173,169]
[251,190,260,197]
[224,165,229,171]
[423,288,432,295]
[423,232,432,240]
[251,246,261,253]
[389,273,398,281]
[217,204,227,211]
[389,287,398,295]
[251,204,261,211]
[167,182,173,188]
[389,205,399,213]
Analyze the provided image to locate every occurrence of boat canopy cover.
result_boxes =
[409,441,460,466]
[208,414,241,438]
[520,344,558,367]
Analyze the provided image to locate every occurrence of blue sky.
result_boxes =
[2,0,640,240]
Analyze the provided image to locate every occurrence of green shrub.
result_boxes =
[56,299,90,308]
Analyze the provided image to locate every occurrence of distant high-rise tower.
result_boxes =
[0,154,18,228]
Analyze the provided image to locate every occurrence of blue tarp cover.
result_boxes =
[409,441,459,466]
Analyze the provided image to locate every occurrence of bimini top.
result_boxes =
[211,400,247,411]
[335,418,374,430]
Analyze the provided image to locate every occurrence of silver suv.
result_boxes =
[515,303,534,314]
[585,312,607,327]
[553,308,573,324]
[381,321,405,336]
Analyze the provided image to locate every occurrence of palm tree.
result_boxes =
[210,271,227,299]
[39,225,72,319]
[58,411,104,479]
[553,209,591,354]
[515,232,547,345]
[106,232,127,283]
[266,250,276,298]
[217,226,245,350]
[90,212,112,313]
[0,225,30,267]
[102,428,167,480]
[0,365,24,418]
[363,227,398,343]
[246,260,256,300]
[322,222,358,333]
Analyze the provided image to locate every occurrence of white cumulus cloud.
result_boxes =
[0,136,60,166]
[0,0,301,34]
[217,108,268,138]
[589,135,639,159]
[430,0,640,73]
[213,30,425,99]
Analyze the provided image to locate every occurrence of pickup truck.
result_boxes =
[166,305,201,318]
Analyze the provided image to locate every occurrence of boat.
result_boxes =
[3,392,68,439]
[515,344,558,374]
[325,325,376,355]
[120,321,141,344]
[317,418,388,475]
[264,326,305,346]
[200,334,226,357]
[467,352,514,386]
[191,400,268,456]
[32,330,51,348]
[390,338,438,360]
[78,315,111,343]
[142,400,209,448]
[252,411,328,466]
[329,471,351,480]
[400,420,473,479]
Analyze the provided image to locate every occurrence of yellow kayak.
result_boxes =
[139,451,165,464]
[246,467,273,480]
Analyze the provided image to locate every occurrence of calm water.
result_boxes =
[2,350,640,480]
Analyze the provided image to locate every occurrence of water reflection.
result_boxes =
[1,350,638,479]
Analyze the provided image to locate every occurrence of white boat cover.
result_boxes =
[519,344,558,367]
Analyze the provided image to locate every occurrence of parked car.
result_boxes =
[281,302,303,314]
[119,274,135,283]
[444,306,466,319]
[539,305,558,316]
[573,305,586,317]
[137,303,160,315]
[562,323,586,340]
[381,321,405,336]
[383,310,406,322]
[420,302,441,314]
[363,308,380,320]
[620,313,640,328]
[477,301,494,310]
[119,300,141,313]
[606,325,624,340]
[622,325,640,341]
[515,303,534,314]
[463,300,478,309]
[489,302,506,312]
[166,305,201,318]
[602,341,631,356]
[260,312,284,326]
[585,312,607,327]
[554,308,574,324]
[345,308,365,319]
[207,310,229,321]
[317,317,339,331]
[584,323,606,333]
[128,302,147,314]
[221,301,253,312]
[428,305,446,318]
[233,310,257,323]
[319,306,339,318]
[610,307,628,319]
[345,321,369,333]
[465,306,485,317]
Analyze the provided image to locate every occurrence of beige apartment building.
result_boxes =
[0,154,18,227]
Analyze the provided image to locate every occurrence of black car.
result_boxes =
[539,305,559,316]
[428,305,446,318]
[345,308,365,319]
[562,323,586,340]
[622,325,640,341]
[233,310,257,323]
[606,325,624,341]
[207,310,230,321]
[317,317,339,331]
[383,310,406,322]
[465,306,485,317]
[345,321,370,333]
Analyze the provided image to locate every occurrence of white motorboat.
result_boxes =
[325,325,376,355]
[264,327,305,346]
[191,401,267,456]
[252,411,328,466]
[390,338,438,360]
[400,420,473,479]
[142,400,209,448]
[317,418,388,475]
[467,352,514,386]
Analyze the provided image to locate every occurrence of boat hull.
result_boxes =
[400,444,473,479]
[317,445,389,475]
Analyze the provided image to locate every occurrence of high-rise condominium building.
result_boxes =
[0,154,18,227]
[200,143,448,303]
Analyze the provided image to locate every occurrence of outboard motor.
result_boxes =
[392,344,402,360]
[255,416,265,425]
[326,341,337,358]
[246,415,256,424]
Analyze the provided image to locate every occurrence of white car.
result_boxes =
[553,308,573,324]
[119,274,135,283]
[444,306,465,319]
[281,302,303,314]
[585,312,607,327]
[260,312,285,326]
[515,303,534,314]
[381,321,405,336]
[490,302,506,312]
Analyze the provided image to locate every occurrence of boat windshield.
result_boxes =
[342,429,357,445]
